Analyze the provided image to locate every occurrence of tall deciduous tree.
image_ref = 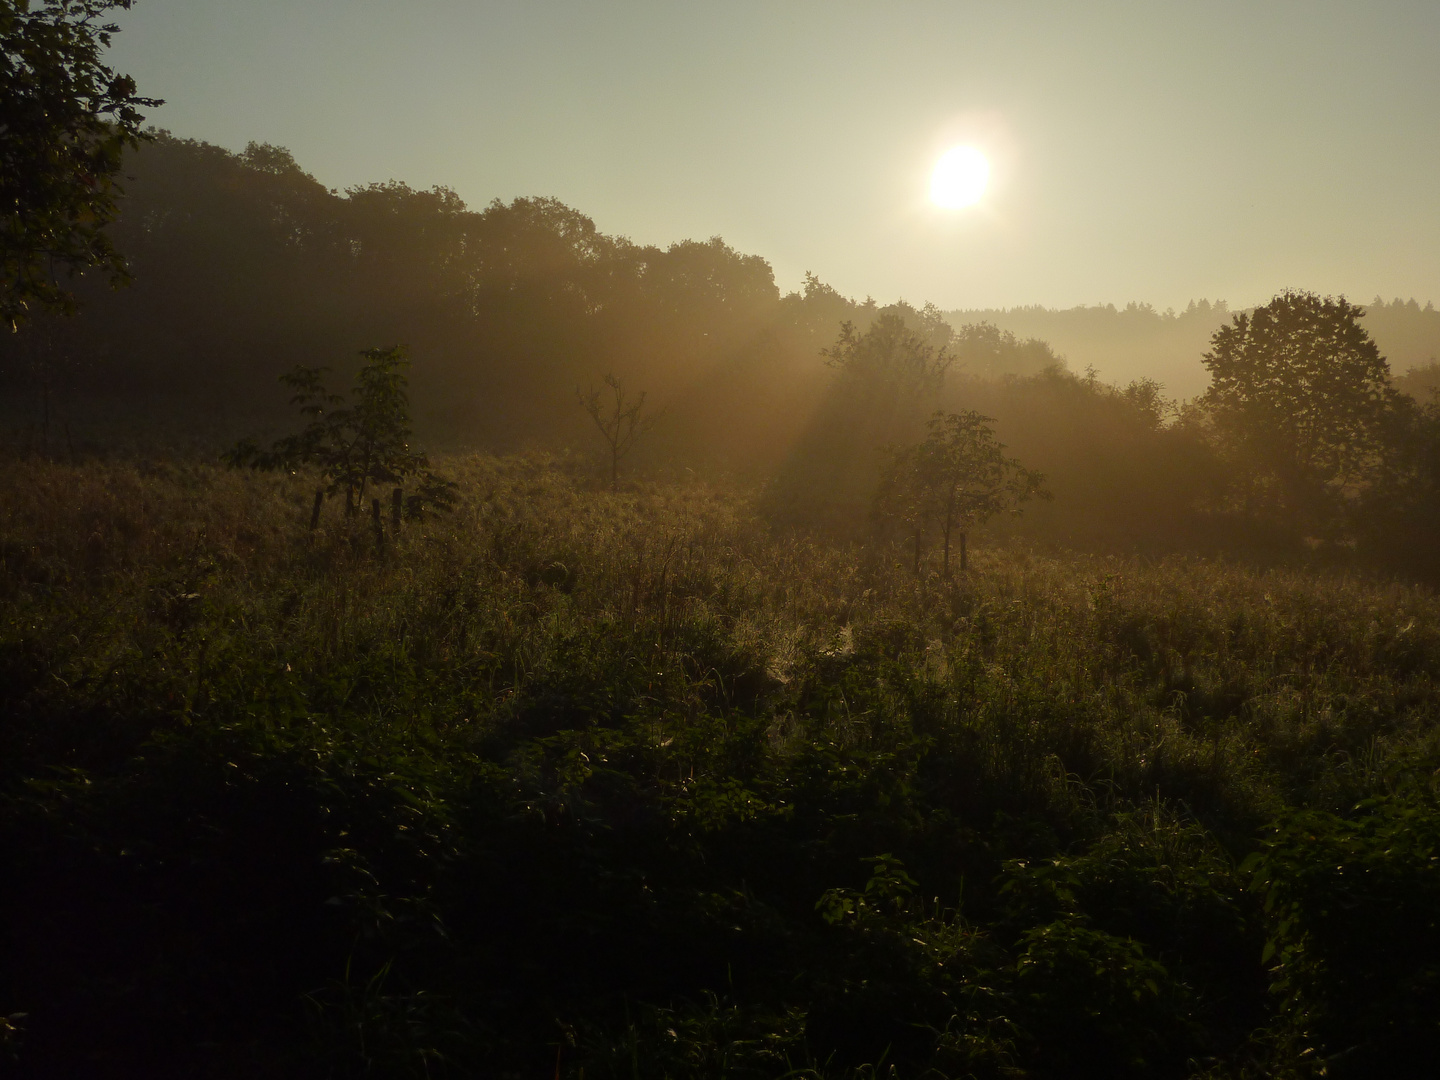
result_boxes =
[1201,291,1396,532]
[1,0,159,329]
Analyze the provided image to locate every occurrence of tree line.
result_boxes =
[4,94,1440,576]
[0,133,850,468]
[772,292,1440,579]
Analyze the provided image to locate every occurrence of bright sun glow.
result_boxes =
[930,146,990,208]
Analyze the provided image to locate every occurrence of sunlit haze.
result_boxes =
[107,0,1440,311]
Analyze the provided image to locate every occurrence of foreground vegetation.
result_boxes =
[3,454,1440,1078]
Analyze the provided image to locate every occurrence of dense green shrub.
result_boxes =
[1245,789,1440,1077]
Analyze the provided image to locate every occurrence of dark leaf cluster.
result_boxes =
[225,346,455,520]
[875,409,1049,575]
[0,0,160,328]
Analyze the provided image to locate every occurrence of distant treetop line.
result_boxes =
[946,296,1440,401]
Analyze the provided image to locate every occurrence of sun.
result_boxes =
[930,145,989,208]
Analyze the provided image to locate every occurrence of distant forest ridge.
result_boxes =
[946,297,1440,400]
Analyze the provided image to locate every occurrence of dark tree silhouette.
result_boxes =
[226,346,455,526]
[877,410,1048,575]
[1201,291,1396,533]
[1,0,159,328]
[580,373,654,490]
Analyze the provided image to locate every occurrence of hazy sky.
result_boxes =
[108,1,1439,312]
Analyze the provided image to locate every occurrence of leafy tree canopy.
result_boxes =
[1201,290,1396,528]
[822,307,954,397]
[950,320,1060,379]
[1,0,159,328]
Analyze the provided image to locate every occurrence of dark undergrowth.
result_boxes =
[3,453,1440,1077]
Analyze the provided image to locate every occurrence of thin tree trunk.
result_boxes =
[309,488,325,531]
[371,498,384,554]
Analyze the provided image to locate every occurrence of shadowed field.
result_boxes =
[3,454,1439,1077]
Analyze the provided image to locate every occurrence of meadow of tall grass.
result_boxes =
[2,453,1439,1077]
